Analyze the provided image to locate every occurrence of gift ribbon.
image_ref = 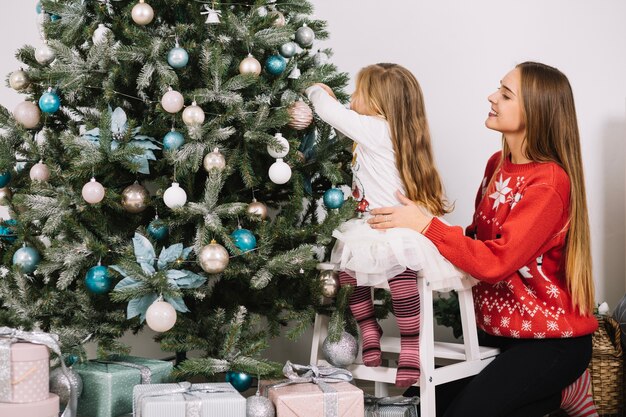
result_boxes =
[364,395,420,417]
[134,382,238,417]
[270,361,354,417]
[0,327,77,417]
[94,359,152,384]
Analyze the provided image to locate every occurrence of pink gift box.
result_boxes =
[0,393,59,417]
[6,342,50,403]
[268,381,364,417]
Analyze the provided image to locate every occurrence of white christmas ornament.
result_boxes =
[182,102,205,126]
[35,43,56,65]
[288,65,301,80]
[13,101,41,129]
[203,148,226,172]
[163,182,187,208]
[268,159,291,184]
[82,177,105,204]
[131,0,154,25]
[146,300,177,332]
[29,161,50,182]
[161,88,184,113]
[92,24,112,44]
[267,133,289,158]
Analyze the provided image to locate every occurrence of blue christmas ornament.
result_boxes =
[0,171,11,188]
[36,2,42,14]
[65,354,79,366]
[231,228,256,252]
[147,218,168,241]
[264,55,286,76]
[50,14,60,22]
[162,130,185,151]
[39,90,61,113]
[12,246,41,274]
[225,371,253,392]
[0,219,18,243]
[323,188,345,209]
[85,265,112,294]
[167,47,189,69]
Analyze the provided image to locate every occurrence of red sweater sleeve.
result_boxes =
[425,184,566,283]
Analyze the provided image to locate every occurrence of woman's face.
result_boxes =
[486,68,525,137]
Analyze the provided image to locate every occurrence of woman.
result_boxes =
[368,62,598,417]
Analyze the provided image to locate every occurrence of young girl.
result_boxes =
[369,62,598,416]
[305,63,469,387]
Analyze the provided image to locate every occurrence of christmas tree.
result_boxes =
[0,0,355,379]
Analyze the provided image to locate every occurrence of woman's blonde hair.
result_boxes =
[504,61,594,315]
[353,63,449,216]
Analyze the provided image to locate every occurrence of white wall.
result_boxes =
[1,1,624,363]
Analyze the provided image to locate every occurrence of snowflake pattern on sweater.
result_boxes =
[424,152,597,339]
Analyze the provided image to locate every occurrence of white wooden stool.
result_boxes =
[310,274,500,417]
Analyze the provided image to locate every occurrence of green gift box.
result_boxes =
[75,356,173,417]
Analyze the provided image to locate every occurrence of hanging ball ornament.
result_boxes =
[287,100,313,130]
[85,265,111,294]
[247,199,268,220]
[313,50,329,67]
[13,101,41,129]
[203,148,226,172]
[39,88,61,114]
[322,331,358,368]
[317,263,340,298]
[35,43,56,65]
[0,187,12,205]
[182,101,205,126]
[0,171,12,188]
[231,228,257,252]
[163,129,185,151]
[92,23,112,45]
[264,55,287,76]
[163,182,187,209]
[267,133,289,158]
[269,10,286,27]
[199,240,230,273]
[323,187,344,209]
[131,0,154,26]
[121,182,149,213]
[0,220,17,243]
[9,69,30,91]
[167,46,189,69]
[147,216,168,241]
[225,371,253,392]
[268,159,291,185]
[295,24,315,48]
[161,88,184,114]
[239,54,262,76]
[82,177,105,204]
[49,367,83,408]
[29,161,51,182]
[279,42,298,59]
[247,392,275,417]
[146,300,177,332]
[12,246,41,274]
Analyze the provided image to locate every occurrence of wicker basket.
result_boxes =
[590,315,624,416]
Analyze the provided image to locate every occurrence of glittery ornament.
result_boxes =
[35,43,56,65]
[82,177,105,204]
[246,392,275,417]
[182,101,205,126]
[247,199,268,220]
[29,161,51,182]
[323,187,344,209]
[279,42,297,58]
[199,240,229,273]
[163,129,185,151]
[121,182,149,213]
[13,246,41,274]
[267,132,289,158]
[163,182,187,208]
[0,219,17,243]
[203,148,226,172]
[313,50,329,67]
[146,300,177,332]
[295,24,315,48]
[287,100,313,130]
[13,101,41,129]
[239,54,262,76]
[49,367,83,407]
[131,0,154,25]
[161,88,184,113]
[265,55,287,76]
[9,69,30,91]
[322,331,358,368]
[268,159,291,184]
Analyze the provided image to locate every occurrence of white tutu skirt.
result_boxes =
[330,216,473,290]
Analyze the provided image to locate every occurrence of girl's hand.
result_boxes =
[368,191,434,233]
[311,83,336,99]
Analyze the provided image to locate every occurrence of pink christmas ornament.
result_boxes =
[82,177,105,204]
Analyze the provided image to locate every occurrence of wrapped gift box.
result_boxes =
[74,356,173,417]
[268,381,364,417]
[0,393,59,417]
[132,382,246,417]
[364,395,419,417]
[3,342,50,403]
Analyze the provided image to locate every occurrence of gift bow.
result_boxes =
[0,327,77,417]
[271,361,354,417]
[134,382,237,417]
[364,394,420,417]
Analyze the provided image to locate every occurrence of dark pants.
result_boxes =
[405,334,592,417]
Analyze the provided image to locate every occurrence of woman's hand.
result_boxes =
[311,83,337,99]
[368,191,434,233]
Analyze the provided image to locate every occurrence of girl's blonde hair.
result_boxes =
[505,61,594,315]
[354,63,449,216]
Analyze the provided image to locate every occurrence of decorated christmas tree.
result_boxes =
[0,0,356,379]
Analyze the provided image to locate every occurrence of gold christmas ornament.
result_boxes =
[198,240,230,273]
[318,262,340,298]
[9,70,30,91]
[121,182,149,213]
[247,199,268,220]
[287,100,313,130]
[182,101,205,126]
[238,54,262,76]
[131,0,154,25]
[269,10,286,27]
[203,148,226,172]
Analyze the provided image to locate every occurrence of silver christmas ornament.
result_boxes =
[182,101,205,126]
[92,23,112,44]
[287,65,301,80]
[322,331,358,368]
[131,0,154,25]
[247,199,268,220]
[256,6,268,17]
[313,50,329,67]
[295,24,315,48]
[9,70,30,91]
[199,240,230,273]
[279,42,297,58]
[35,43,56,65]
[49,367,83,407]
[13,101,41,129]
[203,148,226,172]
[121,182,149,213]
[239,54,262,76]
[0,187,12,205]
[29,161,50,182]
[317,263,339,298]
[287,100,313,130]
[246,393,275,417]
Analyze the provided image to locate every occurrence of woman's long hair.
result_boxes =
[505,61,594,315]
[353,63,449,216]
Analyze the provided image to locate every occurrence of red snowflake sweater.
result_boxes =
[425,151,597,338]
